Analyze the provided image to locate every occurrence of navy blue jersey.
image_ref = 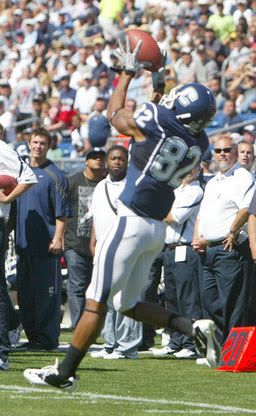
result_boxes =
[16,160,71,255]
[120,102,209,220]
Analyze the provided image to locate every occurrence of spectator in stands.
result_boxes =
[74,71,99,118]
[208,99,244,134]
[14,67,41,132]
[208,77,226,111]
[175,47,196,84]
[59,74,76,104]
[237,140,255,171]
[229,68,256,116]
[76,47,94,77]
[65,62,82,91]
[194,44,219,84]
[98,0,125,41]
[47,133,63,160]
[243,124,256,148]
[92,52,109,84]
[59,21,83,50]
[206,0,235,44]
[97,72,113,102]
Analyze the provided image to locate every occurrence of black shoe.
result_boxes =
[138,343,154,351]
[28,342,58,352]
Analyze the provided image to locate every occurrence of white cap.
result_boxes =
[8,51,19,60]
[35,13,47,23]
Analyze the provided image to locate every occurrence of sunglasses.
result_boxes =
[214,147,233,154]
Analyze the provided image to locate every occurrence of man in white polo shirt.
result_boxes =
[153,165,204,358]
[0,132,37,370]
[193,136,255,345]
[90,145,142,359]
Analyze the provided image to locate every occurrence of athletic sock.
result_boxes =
[168,316,193,338]
[58,345,85,379]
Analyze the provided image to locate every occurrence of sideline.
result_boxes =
[0,384,256,414]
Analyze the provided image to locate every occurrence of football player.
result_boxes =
[23,38,219,391]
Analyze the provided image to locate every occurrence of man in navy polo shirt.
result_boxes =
[15,127,71,351]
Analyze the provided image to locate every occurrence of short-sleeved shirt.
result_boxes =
[64,171,101,257]
[198,163,255,241]
[0,140,37,218]
[16,160,70,255]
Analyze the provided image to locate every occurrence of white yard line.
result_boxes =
[0,384,256,414]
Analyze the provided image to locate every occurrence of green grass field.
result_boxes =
[1,332,256,416]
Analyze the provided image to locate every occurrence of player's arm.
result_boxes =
[107,37,148,141]
[107,72,143,139]
[151,52,166,104]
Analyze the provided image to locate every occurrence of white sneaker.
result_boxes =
[173,348,197,358]
[161,331,171,347]
[103,351,133,360]
[90,349,112,358]
[23,359,77,392]
[192,319,220,368]
[196,357,210,367]
[152,346,176,356]
[0,358,9,371]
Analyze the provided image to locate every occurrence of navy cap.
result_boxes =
[86,147,106,160]
[64,22,74,29]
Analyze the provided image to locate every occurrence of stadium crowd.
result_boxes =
[1,0,256,371]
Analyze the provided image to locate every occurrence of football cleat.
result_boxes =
[192,319,220,368]
[23,359,77,392]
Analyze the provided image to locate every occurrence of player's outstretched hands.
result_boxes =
[152,49,167,90]
[114,36,150,74]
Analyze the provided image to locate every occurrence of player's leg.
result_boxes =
[23,216,144,388]
[118,245,220,367]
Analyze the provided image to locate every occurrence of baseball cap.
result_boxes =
[86,147,106,160]
[0,79,10,87]
[60,49,71,57]
[83,71,93,80]
[243,124,256,134]
[170,42,181,51]
[4,32,12,39]
[64,22,74,30]
[181,46,192,54]
[35,13,47,23]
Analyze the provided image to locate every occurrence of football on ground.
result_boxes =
[125,29,162,72]
[0,175,18,195]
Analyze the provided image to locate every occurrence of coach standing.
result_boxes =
[193,136,255,345]
[0,129,37,370]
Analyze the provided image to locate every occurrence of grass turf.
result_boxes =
[1,332,256,416]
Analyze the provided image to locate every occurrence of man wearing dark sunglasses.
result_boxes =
[193,136,255,347]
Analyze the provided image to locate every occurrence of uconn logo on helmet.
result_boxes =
[160,83,216,135]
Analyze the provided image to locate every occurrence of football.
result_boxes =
[125,29,163,72]
[0,175,18,195]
